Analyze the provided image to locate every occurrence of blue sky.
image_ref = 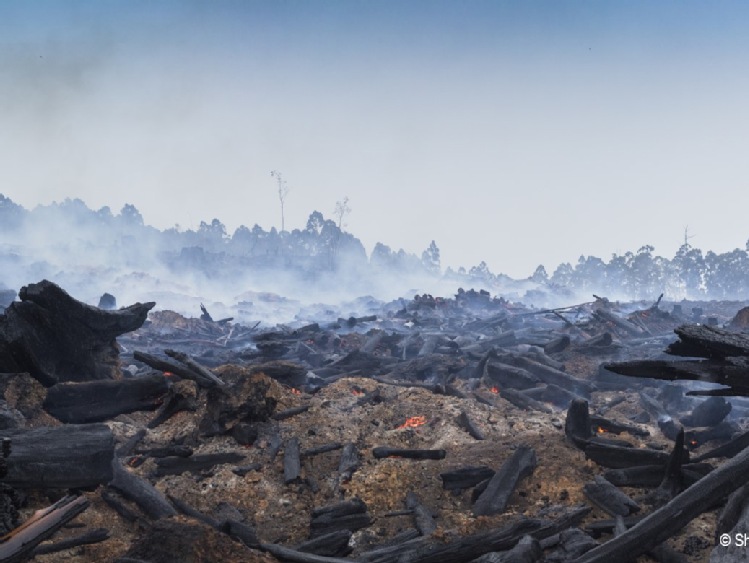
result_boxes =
[2,1,749,278]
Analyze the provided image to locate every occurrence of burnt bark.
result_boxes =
[0,280,154,386]
[3,424,114,489]
[472,446,537,517]
[43,374,168,423]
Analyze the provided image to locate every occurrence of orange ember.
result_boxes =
[490,386,499,394]
[398,416,427,429]
[291,388,302,395]
[352,389,365,396]
[596,426,606,434]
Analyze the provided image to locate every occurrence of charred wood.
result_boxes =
[43,374,168,423]
[100,489,147,526]
[406,491,436,536]
[589,416,649,437]
[164,349,225,386]
[500,354,593,397]
[583,475,641,516]
[575,437,749,563]
[133,350,216,388]
[32,526,109,556]
[0,495,90,563]
[116,428,147,457]
[337,443,360,484]
[109,458,176,519]
[691,427,749,462]
[440,466,495,491]
[295,530,353,557]
[232,462,261,477]
[457,410,485,440]
[522,383,583,409]
[3,424,114,489]
[565,398,592,449]
[667,324,749,358]
[0,280,154,386]
[372,447,446,460]
[310,498,371,538]
[147,380,198,429]
[154,452,245,477]
[284,437,302,484]
[544,527,599,561]
[585,442,688,469]
[604,463,712,488]
[472,446,537,517]
[302,443,343,458]
[261,542,355,563]
[470,534,542,563]
[716,482,749,540]
[681,396,732,427]
[544,335,571,355]
[483,362,539,391]
[273,405,311,421]
[499,387,552,414]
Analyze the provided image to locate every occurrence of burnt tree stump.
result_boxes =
[0,280,154,386]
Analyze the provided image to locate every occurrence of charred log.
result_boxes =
[2,424,114,489]
[372,447,446,460]
[472,446,537,517]
[43,374,168,423]
[154,452,246,477]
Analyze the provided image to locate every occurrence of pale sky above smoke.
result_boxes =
[2,1,749,279]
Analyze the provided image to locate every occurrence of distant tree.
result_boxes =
[306,211,325,235]
[270,170,290,232]
[530,264,548,283]
[469,261,493,280]
[333,197,351,230]
[119,204,144,226]
[421,240,441,274]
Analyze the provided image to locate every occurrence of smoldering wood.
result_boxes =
[32,527,109,556]
[589,416,649,437]
[457,410,485,440]
[544,335,571,355]
[585,442,689,469]
[483,362,539,391]
[0,280,154,386]
[574,436,749,563]
[284,437,302,484]
[583,476,641,517]
[685,421,737,449]
[439,466,495,491]
[405,491,436,536]
[565,398,592,449]
[592,308,644,337]
[691,427,749,462]
[163,348,225,387]
[522,383,584,409]
[2,424,114,489]
[603,463,712,488]
[472,446,537,517]
[0,495,90,563]
[154,452,246,477]
[43,374,168,423]
[372,447,446,460]
[133,350,216,388]
[109,459,176,520]
[499,387,552,414]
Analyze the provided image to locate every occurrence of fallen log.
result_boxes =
[457,410,485,440]
[439,466,495,491]
[583,476,640,517]
[32,527,109,556]
[133,350,217,388]
[499,388,552,414]
[43,374,168,423]
[372,447,446,460]
[584,442,688,469]
[405,492,436,536]
[471,534,542,563]
[2,424,114,489]
[603,463,712,488]
[164,349,225,387]
[667,324,749,358]
[154,452,246,477]
[0,495,90,563]
[284,437,302,484]
[574,435,749,563]
[473,446,537,516]
[309,498,371,538]
[109,459,176,519]
[296,530,353,557]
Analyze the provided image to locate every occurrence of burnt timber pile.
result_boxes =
[3,282,749,561]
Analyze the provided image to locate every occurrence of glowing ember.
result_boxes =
[398,416,427,429]
[351,389,365,396]
[690,439,699,446]
[596,426,606,434]
[163,371,175,377]
[291,388,302,395]
[490,386,499,394]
